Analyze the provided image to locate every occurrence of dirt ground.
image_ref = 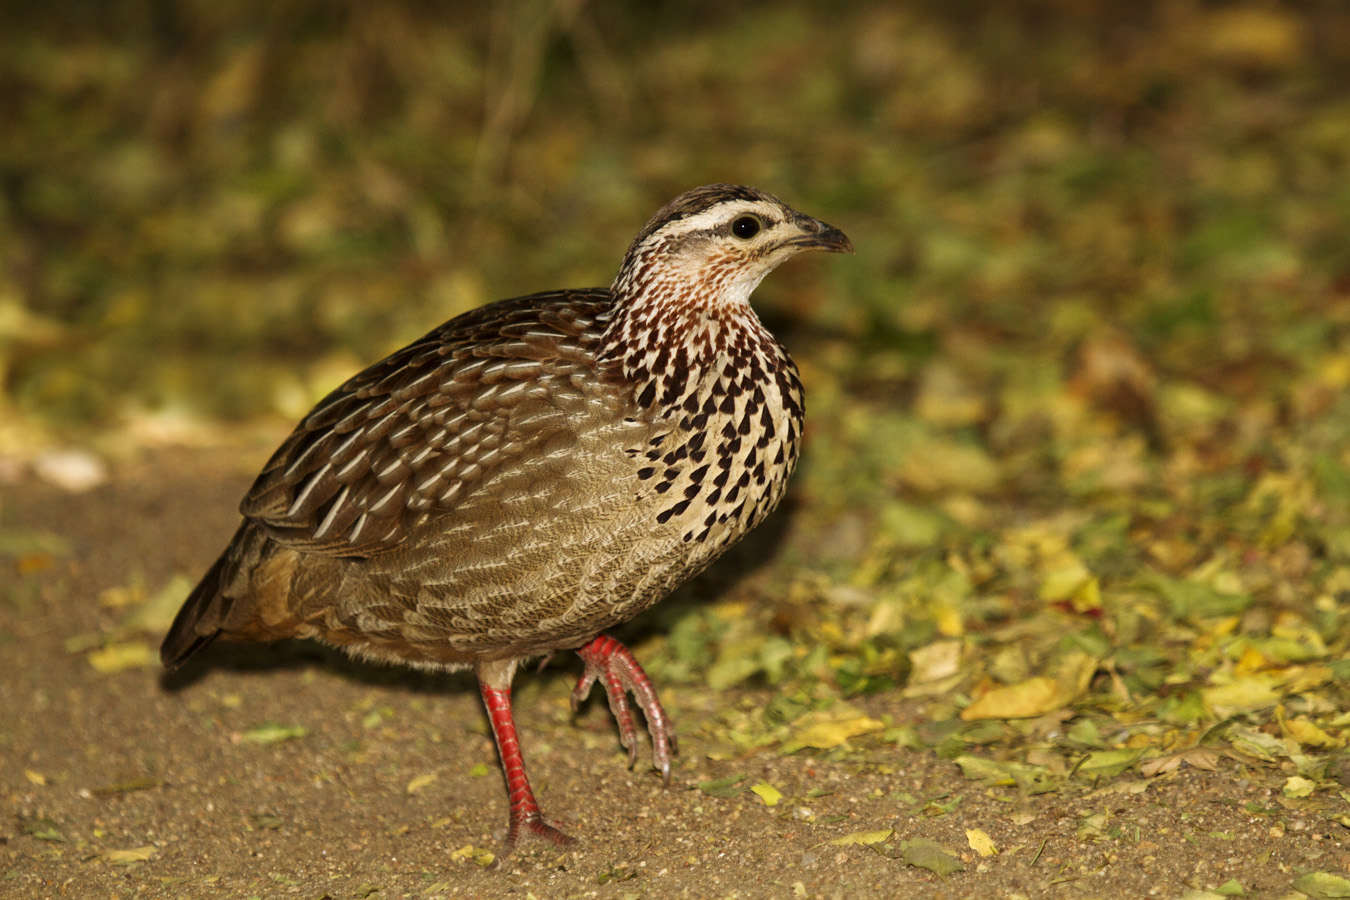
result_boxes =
[1,448,1342,900]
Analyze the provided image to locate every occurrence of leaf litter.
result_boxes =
[4,1,1350,895]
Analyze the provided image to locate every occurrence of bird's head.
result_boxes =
[612,184,853,313]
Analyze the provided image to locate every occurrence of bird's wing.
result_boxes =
[239,289,615,557]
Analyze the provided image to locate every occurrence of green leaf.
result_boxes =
[1293,872,1350,900]
[899,838,964,876]
[696,774,748,798]
[1144,575,1252,621]
[954,754,1058,793]
[1074,749,1143,779]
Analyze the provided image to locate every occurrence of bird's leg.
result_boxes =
[572,634,678,782]
[477,661,575,850]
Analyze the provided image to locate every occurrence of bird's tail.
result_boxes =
[160,522,253,668]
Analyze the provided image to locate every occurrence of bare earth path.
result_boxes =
[1,448,1340,899]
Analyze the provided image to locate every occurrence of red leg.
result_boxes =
[573,635,677,782]
[478,680,575,850]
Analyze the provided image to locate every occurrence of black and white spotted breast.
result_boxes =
[629,323,804,560]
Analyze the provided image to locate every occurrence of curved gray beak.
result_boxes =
[788,217,855,254]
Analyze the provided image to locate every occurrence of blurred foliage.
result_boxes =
[9,0,1350,818]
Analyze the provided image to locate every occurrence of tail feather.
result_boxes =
[160,551,230,667]
[161,523,253,668]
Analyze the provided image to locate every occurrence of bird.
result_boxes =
[160,184,853,850]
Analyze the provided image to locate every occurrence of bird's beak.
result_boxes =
[787,217,854,255]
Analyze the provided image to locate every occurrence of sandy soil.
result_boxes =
[1,448,1341,899]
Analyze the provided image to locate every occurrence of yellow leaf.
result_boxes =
[965,828,997,857]
[24,770,46,786]
[750,782,783,807]
[1282,716,1341,749]
[1283,776,1315,799]
[961,677,1063,721]
[238,723,308,744]
[1284,664,1333,694]
[87,641,157,673]
[1202,676,1281,716]
[406,773,438,794]
[99,584,146,610]
[935,606,965,638]
[103,846,157,865]
[783,714,885,752]
[449,845,495,868]
[828,828,893,847]
[962,651,1099,721]
[1038,564,1092,602]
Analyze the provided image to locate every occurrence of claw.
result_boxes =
[504,810,575,854]
[573,635,677,781]
[571,669,597,712]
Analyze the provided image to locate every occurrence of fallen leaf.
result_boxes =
[1226,725,1297,763]
[99,583,146,610]
[448,845,495,868]
[103,846,158,865]
[965,827,997,857]
[696,774,748,798]
[828,828,893,847]
[1140,747,1221,777]
[1280,714,1343,749]
[87,641,157,673]
[1203,676,1282,716]
[1089,779,1152,797]
[1283,775,1316,799]
[1293,872,1350,900]
[1074,749,1143,779]
[92,777,161,795]
[953,754,1058,794]
[750,782,783,807]
[238,723,309,744]
[782,713,885,752]
[23,819,66,842]
[406,773,438,794]
[899,838,964,876]
[961,677,1064,720]
[908,640,963,684]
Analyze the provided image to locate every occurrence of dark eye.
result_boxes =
[731,216,761,239]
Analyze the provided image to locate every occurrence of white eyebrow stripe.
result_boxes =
[659,200,780,239]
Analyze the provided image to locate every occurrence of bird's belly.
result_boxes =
[300,414,793,664]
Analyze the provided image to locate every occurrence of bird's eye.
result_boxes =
[731,216,762,239]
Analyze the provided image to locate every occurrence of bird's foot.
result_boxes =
[572,635,677,781]
[504,809,576,853]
